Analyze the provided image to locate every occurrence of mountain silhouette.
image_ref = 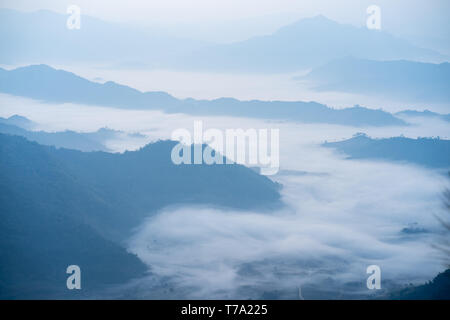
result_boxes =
[0,115,144,152]
[0,8,206,67]
[176,15,445,72]
[396,109,450,122]
[0,10,444,71]
[323,133,450,168]
[0,133,281,298]
[0,64,407,127]
[302,57,450,103]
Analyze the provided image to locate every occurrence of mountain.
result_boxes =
[0,116,144,152]
[0,8,206,66]
[176,15,445,72]
[1,133,281,241]
[323,133,450,168]
[396,110,450,122]
[302,57,450,103]
[0,134,280,298]
[0,64,407,127]
[0,10,444,72]
[0,121,104,152]
[0,64,177,108]
[390,269,450,300]
[0,134,147,299]
[0,114,35,129]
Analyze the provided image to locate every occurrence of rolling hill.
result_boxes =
[0,133,281,298]
[0,64,407,127]
[323,133,450,168]
[302,57,450,103]
[0,10,444,72]
[176,15,445,72]
[0,115,144,152]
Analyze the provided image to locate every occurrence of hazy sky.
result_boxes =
[2,0,449,41]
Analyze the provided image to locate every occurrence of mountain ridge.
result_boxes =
[323,133,450,168]
[302,57,450,103]
[0,133,281,298]
[0,64,407,127]
[176,15,446,72]
[0,9,445,71]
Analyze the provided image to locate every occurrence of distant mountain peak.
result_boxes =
[295,14,337,25]
[0,64,407,126]
[303,57,450,103]
[275,14,338,34]
[16,64,55,71]
[305,14,336,23]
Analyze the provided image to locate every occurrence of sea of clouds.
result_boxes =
[0,93,448,298]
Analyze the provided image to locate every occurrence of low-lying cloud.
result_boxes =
[127,146,447,299]
[1,93,448,298]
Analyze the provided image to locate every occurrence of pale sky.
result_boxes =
[2,0,449,41]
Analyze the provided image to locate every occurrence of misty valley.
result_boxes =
[0,3,449,302]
